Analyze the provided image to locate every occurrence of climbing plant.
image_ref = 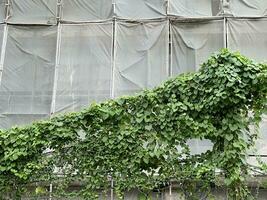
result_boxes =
[0,49,267,199]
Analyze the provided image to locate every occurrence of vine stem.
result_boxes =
[111,176,114,200]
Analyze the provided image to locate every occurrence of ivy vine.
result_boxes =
[1,49,267,199]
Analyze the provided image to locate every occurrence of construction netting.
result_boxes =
[0,0,267,159]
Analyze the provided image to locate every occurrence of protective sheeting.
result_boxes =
[256,115,267,156]
[168,0,222,17]
[0,114,48,129]
[115,0,166,19]
[61,0,113,22]
[228,18,267,156]
[1,1,267,24]
[228,0,267,17]
[227,18,267,62]
[0,24,4,58]
[0,26,57,129]
[54,23,113,114]
[114,20,169,97]
[171,19,224,75]
[8,0,57,24]
[0,16,265,157]
[0,0,5,23]
[187,139,213,155]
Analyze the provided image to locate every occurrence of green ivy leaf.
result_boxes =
[145,125,152,131]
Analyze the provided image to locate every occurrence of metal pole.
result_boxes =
[49,183,53,200]
[167,19,171,77]
[166,0,169,16]
[111,176,114,200]
[0,24,8,85]
[147,22,151,88]
[225,17,228,48]
[112,0,116,17]
[4,0,10,22]
[57,0,62,22]
[169,20,173,76]
[169,182,172,200]
[50,23,62,115]
[111,18,117,99]
[223,17,227,48]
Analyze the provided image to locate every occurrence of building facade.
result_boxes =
[1,1,267,198]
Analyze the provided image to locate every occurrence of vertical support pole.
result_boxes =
[166,0,169,79]
[56,0,62,23]
[0,24,8,85]
[169,182,172,200]
[50,23,62,116]
[146,22,151,88]
[4,0,10,22]
[110,176,114,200]
[49,183,53,200]
[167,19,170,77]
[111,18,117,99]
[166,0,169,16]
[169,20,173,77]
[223,17,227,48]
[112,0,116,17]
[225,17,228,49]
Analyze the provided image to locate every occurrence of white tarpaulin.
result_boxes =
[257,115,267,155]
[0,24,4,58]
[0,0,5,23]
[115,0,166,19]
[0,24,6,104]
[168,0,221,17]
[171,19,224,75]
[0,26,57,129]
[61,0,113,22]
[114,20,169,97]
[227,18,267,62]
[227,18,267,156]
[187,139,213,155]
[228,0,267,17]
[8,0,57,24]
[54,23,113,114]
[0,114,48,129]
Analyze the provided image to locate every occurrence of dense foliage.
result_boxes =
[1,49,267,199]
